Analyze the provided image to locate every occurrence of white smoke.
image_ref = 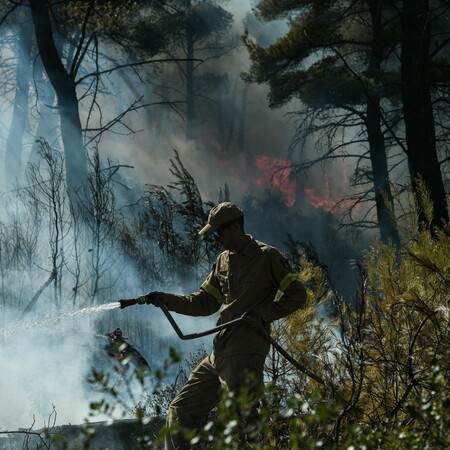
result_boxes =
[0,307,96,429]
[0,0,373,435]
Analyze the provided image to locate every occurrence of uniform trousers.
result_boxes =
[164,352,265,450]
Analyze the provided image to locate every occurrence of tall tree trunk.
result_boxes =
[366,98,400,246]
[5,16,33,188]
[28,59,59,164]
[401,0,449,228]
[29,0,89,209]
[366,0,400,246]
[185,5,195,141]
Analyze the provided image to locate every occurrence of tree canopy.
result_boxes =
[245,0,449,238]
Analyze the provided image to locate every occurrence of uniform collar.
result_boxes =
[231,234,261,259]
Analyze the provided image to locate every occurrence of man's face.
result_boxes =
[213,221,237,251]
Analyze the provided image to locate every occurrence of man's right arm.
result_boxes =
[143,266,224,317]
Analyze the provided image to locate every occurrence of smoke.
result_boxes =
[0,306,96,429]
[0,296,212,430]
[0,0,375,435]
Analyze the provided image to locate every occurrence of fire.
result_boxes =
[254,155,296,207]
[198,132,297,207]
[304,187,337,212]
[304,184,360,216]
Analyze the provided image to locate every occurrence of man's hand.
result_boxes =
[137,291,166,307]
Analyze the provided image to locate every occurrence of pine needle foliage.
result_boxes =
[228,181,450,448]
[82,181,449,449]
[315,184,448,447]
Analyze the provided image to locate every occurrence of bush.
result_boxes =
[85,184,449,449]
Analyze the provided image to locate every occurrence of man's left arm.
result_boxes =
[258,250,307,324]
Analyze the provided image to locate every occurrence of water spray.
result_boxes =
[0,302,121,339]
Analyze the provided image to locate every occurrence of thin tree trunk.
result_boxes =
[366,0,400,246]
[29,59,59,164]
[29,0,89,209]
[401,0,449,228]
[366,98,400,246]
[20,268,57,319]
[186,9,195,141]
[5,17,33,187]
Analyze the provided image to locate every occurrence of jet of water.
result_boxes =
[68,301,121,317]
[0,301,121,339]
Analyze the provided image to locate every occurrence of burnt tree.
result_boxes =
[401,0,449,229]
[29,0,89,209]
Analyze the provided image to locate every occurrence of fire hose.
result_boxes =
[119,298,325,385]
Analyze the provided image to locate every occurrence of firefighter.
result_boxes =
[128,202,307,449]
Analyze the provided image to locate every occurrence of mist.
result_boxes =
[0,0,374,438]
[0,306,99,429]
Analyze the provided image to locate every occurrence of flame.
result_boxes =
[197,133,298,207]
[304,183,360,216]
[254,155,296,207]
[304,187,337,212]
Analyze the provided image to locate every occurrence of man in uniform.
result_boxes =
[129,202,307,449]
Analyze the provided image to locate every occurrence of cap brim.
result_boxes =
[198,223,215,236]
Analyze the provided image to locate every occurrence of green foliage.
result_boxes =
[81,185,449,449]
[245,1,355,108]
[205,187,448,448]
[2,136,447,448]
[198,199,448,449]
[332,194,449,446]
[152,0,234,50]
[245,0,449,244]
[59,1,139,34]
[141,345,208,418]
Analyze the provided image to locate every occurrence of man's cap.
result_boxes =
[199,202,243,236]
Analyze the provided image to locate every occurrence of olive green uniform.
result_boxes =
[161,236,307,449]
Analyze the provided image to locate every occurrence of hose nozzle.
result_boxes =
[119,298,139,309]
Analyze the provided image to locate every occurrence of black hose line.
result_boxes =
[159,304,245,340]
[158,304,325,386]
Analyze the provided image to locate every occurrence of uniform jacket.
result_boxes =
[162,236,307,357]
